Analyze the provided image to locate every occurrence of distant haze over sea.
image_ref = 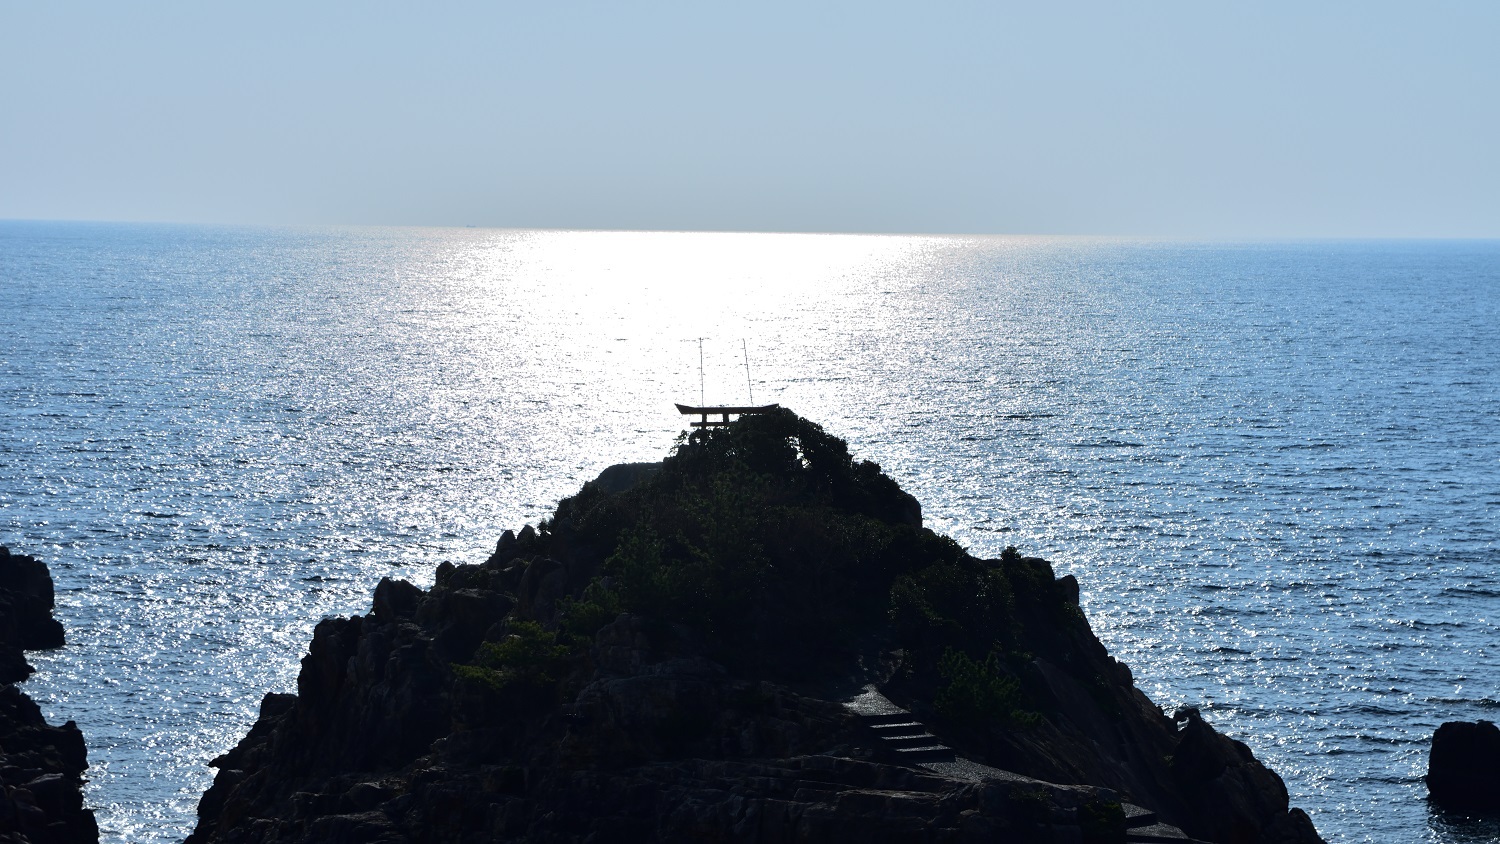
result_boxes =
[1,222,1496,842]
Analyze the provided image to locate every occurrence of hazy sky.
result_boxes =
[3,2,1497,237]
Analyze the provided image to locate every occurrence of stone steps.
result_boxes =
[882,733,944,749]
[841,685,1204,843]
[868,720,925,733]
[890,744,957,763]
[848,702,957,764]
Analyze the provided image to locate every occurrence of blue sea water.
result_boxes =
[1,222,1496,843]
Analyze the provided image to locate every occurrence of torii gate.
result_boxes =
[675,403,780,429]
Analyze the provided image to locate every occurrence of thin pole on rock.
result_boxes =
[742,339,754,405]
[698,338,706,407]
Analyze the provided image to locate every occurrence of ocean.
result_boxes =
[1,222,1496,842]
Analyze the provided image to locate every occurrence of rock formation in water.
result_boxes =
[0,546,98,844]
[1427,720,1500,814]
[0,547,65,686]
[187,411,1322,843]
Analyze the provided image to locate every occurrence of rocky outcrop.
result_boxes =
[0,686,96,844]
[187,603,1171,843]
[0,548,65,685]
[1427,720,1500,814]
[882,551,1322,844]
[1165,711,1318,844]
[0,547,98,844]
[187,411,1320,844]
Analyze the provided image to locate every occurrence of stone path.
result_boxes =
[842,685,1206,843]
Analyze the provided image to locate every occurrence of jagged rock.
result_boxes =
[372,577,425,623]
[0,546,66,684]
[187,411,1319,844]
[1056,574,1080,605]
[0,548,98,843]
[1168,710,1322,844]
[494,530,517,558]
[1427,720,1500,814]
[516,524,537,549]
[414,584,515,662]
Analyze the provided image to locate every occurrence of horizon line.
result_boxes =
[2,216,1498,243]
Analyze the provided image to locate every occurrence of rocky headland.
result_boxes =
[0,546,98,844]
[188,411,1322,843]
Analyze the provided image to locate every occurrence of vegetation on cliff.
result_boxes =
[188,411,1321,844]
[512,411,1104,739]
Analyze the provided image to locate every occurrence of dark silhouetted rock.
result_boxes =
[372,577,425,623]
[1427,720,1500,814]
[587,461,662,495]
[0,548,98,843]
[1168,708,1322,844]
[0,546,66,684]
[186,411,1319,844]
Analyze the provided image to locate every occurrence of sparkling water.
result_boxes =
[2,222,1496,842]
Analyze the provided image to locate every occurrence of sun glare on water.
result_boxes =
[429,229,945,414]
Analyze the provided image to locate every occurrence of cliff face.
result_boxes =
[188,412,1321,844]
[0,547,98,844]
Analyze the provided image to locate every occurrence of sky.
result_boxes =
[2,2,1497,237]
